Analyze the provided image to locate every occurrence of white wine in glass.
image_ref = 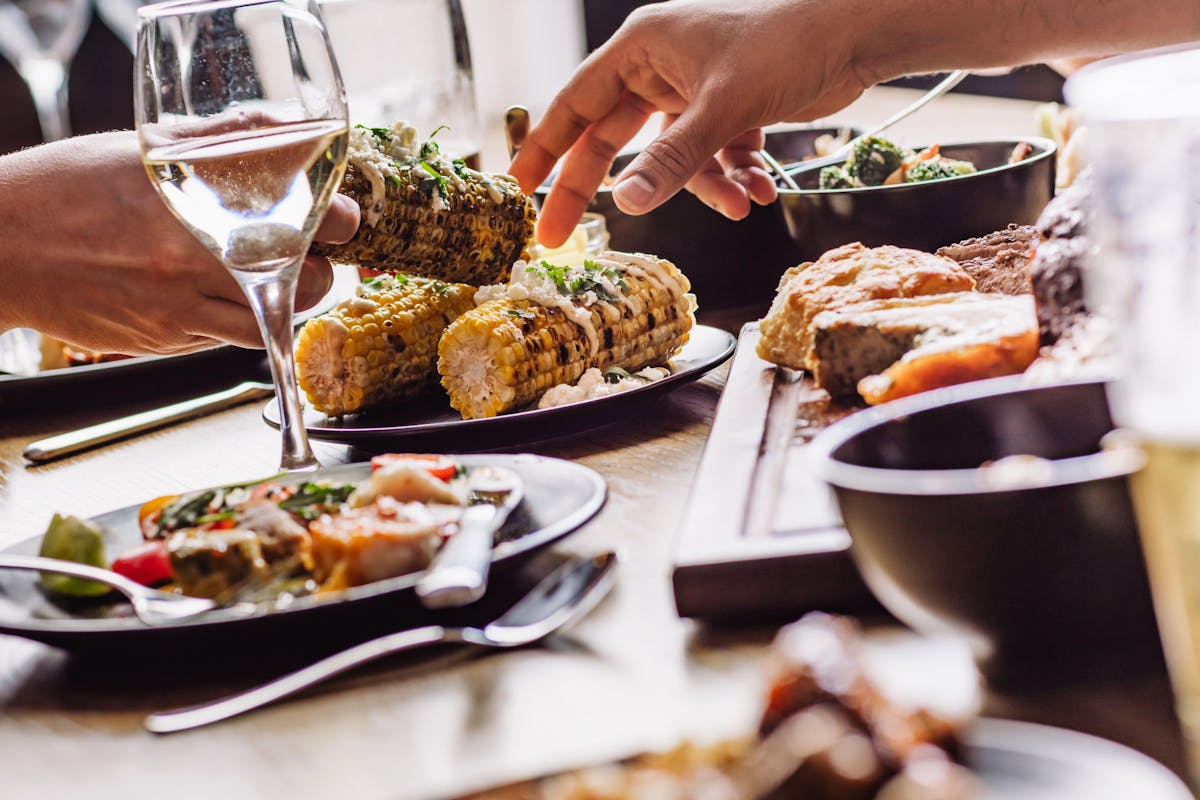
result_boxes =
[136,0,349,471]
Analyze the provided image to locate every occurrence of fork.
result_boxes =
[0,554,222,625]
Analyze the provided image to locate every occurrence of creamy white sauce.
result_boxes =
[537,367,670,408]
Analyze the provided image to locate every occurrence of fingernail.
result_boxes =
[612,173,656,212]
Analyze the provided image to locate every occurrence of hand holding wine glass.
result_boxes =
[135,0,349,471]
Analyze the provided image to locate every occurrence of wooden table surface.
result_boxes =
[0,88,1187,798]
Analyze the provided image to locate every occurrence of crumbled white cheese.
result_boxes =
[537,367,670,408]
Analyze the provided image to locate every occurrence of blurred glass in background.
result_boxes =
[1066,44,1200,790]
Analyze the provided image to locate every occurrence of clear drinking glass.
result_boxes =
[1065,45,1200,786]
[317,0,480,167]
[0,0,91,142]
[135,0,349,470]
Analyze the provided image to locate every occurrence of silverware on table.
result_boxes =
[416,465,525,609]
[145,550,619,734]
[23,380,275,463]
[0,554,222,625]
[772,70,969,182]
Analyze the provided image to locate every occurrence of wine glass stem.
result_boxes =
[232,263,318,472]
[19,56,71,142]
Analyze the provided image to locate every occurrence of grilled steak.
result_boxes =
[935,223,1038,296]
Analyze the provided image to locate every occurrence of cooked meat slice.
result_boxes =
[234,500,313,569]
[808,293,1038,403]
[310,496,441,590]
[935,224,1037,296]
[167,528,270,599]
[757,243,975,372]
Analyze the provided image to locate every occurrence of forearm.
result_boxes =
[849,0,1200,84]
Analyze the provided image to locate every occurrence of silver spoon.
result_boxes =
[416,465,524,609]
[145,550,618,734]
[0,554,220,625]
[774,70,969,182]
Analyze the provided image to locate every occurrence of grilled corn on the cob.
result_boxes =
[312,122,537,286]
[295,274,475,416]
[438,251,695,419]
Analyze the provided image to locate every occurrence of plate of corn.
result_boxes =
[282,121,735,445]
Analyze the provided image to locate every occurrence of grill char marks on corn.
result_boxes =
[312,123,537,286]
[295,275,476,416]
[437,252,695,419]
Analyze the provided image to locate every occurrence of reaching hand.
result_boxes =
[508,0,869,247]
[0,131,359,356]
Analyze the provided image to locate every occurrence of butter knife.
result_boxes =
[23,380,275,463]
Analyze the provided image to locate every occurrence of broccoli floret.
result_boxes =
[818,165,859,190]
[845,136,912,186]
[904,158,977,183]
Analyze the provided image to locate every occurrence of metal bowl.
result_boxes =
[776,137,1057,259]
[808,377,1163,689]
[535,126,858,311]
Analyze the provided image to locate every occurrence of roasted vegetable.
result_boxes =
[295,274,476,415]
[312,123,537,286]
[904,158,978,183]
[438,252,695,419]
[38,514,110,597]
[846,136,912,186]
[818,164,859,190]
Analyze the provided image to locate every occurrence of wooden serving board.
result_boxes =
[672,323,878,622]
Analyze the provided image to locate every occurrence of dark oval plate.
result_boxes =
[0,454,606,653]
[263,325,736,448]
[968,719,1190,799]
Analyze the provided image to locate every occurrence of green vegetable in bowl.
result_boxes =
[845,136,912,186]
[904,158,977,183]
[818,165,859,190]
[38,513,110,597]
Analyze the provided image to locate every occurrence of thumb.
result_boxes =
[611,104,738,215]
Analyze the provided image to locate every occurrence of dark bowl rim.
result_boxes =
[807,375,1143,497]
[775,135,1058,196]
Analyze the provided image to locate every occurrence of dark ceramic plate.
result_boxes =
[966,719,1189,799]
[0,267,357,413]
[0,454,606,653]
[263,325,736,448]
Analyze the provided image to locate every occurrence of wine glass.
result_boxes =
[0,0,91,141]
[135,0,348,471]
[93,0,155,52]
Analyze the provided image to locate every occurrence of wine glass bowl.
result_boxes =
[135,0,349,471]
[0,0,91,141]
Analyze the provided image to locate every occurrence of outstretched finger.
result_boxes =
[610,99,742,217]
[535,92,656,247]
[509,48,628,195]
[716,131,776,206]
[684,156,752,220]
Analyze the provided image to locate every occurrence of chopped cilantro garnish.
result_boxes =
[278,482,355,520]
[505,308,535,319]
[527,259,626,302]
[387,173,402,187]
[452,158,470,180]
[355,123,392,142]
[428,124,450,139]
[430,281,450,296]
[418,161,449,198]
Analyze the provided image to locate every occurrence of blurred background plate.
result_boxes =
[264,324,736,449]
